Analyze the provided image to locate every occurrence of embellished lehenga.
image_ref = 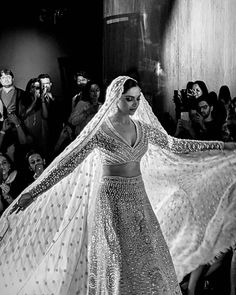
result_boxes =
[0,76,235,295]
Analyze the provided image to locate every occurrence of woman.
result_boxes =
[192,80,208,100]
[68,80,102,137]
[0,76,236,295]
[21,78,50,158]
[0,153,25,216]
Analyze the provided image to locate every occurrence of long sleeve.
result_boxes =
[28,135,98,198]
[143,123,224,153]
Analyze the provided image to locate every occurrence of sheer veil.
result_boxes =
[0,75,236,291]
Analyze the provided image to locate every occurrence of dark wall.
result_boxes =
[0,7,103,100]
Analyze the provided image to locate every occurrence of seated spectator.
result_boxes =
[218,85,232,114]
[0,112,33,169]
[183,250,232,295]
[225,97,236,141]
[68,80,102,137]
[209,90,228,127]
[192,96,229,141]
[0,153,25,216]
[24,149,46,186]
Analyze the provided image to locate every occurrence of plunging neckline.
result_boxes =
[106,117,139,149]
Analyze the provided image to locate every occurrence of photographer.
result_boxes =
[21,78,50,159]
[38,73,63,155]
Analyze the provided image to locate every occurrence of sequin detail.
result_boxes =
[28,121,224,199]
[88,176,182,294]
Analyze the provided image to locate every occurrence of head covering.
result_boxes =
[0,76,236,291]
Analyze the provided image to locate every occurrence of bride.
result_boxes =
[0,76,235,295]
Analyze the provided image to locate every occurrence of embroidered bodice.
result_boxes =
[29,120,224,198]
[97,118,148,165]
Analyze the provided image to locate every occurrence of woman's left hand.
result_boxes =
[223,142,236,151]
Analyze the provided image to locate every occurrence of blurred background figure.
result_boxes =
[192,80,209,100]
[0,68,26,121]
[68,80,103,137]
[20,77,50,159]
[71,70,90,112]
[0,153,25,216]
[24,149,46,186]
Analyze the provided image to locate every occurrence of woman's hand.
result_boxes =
[9,193,34,214]
[223,142,236,151]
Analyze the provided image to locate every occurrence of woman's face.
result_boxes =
[30,81,41,98]
[0,156,11,176]
[117,86,141,115]
[192,83,203,99]
[89,84,100,103]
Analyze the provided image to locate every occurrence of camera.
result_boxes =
[7,110,15,115]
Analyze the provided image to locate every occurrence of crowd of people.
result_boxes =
[0,68,103,216]
[173,80,236,143]
[173,80,236,295]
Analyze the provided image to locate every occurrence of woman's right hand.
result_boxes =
[9,193,34,214]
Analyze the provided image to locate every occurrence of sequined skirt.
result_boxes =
[88,175,181,295]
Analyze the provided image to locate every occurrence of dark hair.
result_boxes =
[218,85,231,104]
[74,70,89,80]
[0,69,14,79]
[122,79,139,94]
[25,78,40,93]
[193,80,208,97]
[0,153,15,172]
[82,81,101,102]
[38,73,52,81]
[186,81,193,91]
[197,96,213,107]
[22,78,41,109]
[208,91,218,106]
[25,149,44,163]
